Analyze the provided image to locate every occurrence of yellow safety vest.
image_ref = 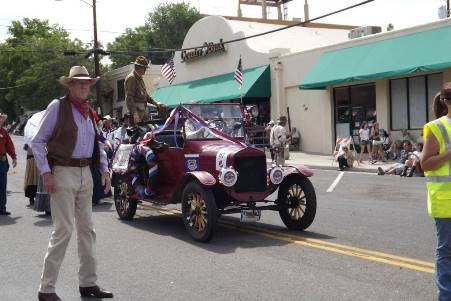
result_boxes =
[424,116,451,218]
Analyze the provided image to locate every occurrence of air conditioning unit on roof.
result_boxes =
[348,26,382,39]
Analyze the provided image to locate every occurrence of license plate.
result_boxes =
[240,210,261,223]
[112,144,134,173]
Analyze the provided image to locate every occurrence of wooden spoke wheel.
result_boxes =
[114,180,137,220]
[278,176,316,230]
[181,181,217,242]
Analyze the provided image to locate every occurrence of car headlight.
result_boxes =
[269,167,284,185]
[219,168,238,187]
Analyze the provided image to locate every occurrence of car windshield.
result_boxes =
[183,104,245,139]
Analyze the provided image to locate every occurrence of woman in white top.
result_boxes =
[358,121,372,163]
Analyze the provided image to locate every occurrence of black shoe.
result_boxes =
[377,167,385,175]
[0,211,11,215]
[79,285,113,298]
[38,292,61,301]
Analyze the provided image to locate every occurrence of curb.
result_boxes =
[266,159,379,174]
[302,164,378,174]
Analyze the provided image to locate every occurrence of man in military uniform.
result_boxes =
[125,56,165,124]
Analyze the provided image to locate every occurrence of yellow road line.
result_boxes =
[139,204,434,274]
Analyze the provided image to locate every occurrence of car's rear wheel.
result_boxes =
[181,181,218,242]
[114,180,137,220]
[278,176,316,230]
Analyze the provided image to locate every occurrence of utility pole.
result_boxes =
[92,0,102,114]
[448,0,450,17]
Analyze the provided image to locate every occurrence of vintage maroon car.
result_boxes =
[112,104,316,242]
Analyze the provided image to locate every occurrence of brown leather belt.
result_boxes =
[53,158,92,167]
[0,155,7,161]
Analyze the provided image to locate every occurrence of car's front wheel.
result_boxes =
[181,181,218,242]
[114,180,137,220]
[278,176,317,230]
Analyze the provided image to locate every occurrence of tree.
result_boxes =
[0,18,90,119]
[147,3,202,62]
[107,26,152,69]
[106,2,201,68]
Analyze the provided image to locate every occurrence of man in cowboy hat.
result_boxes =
[32,66,113,301]
[125,56,166,124]
[0,112,17,215]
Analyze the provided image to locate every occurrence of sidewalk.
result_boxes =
[265,149,394,173]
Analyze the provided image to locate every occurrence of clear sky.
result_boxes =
[0,0,447,47]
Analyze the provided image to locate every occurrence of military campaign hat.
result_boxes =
[132,56,150,68]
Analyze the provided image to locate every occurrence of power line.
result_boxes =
[110,0,375,54]
[0,24,125,35]
[0,0,375,90]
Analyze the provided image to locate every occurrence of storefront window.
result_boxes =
[390,73,442,130]
[390,79,408,130]
[409,76,426,129]
[428,73,443,121]
[334,84,376,141]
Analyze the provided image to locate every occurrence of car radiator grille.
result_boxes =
[234,156,267,192]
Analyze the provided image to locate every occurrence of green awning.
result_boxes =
[153,65,270,107]
[300,25,451,89]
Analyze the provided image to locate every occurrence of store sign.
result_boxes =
[181,39,226,63]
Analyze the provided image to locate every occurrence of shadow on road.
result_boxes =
[6,190,23,196]
[118,210,334,254]
[0,216,22,225]
[221,215,336,240]
[92,201,115,213]
[33,214,52,227]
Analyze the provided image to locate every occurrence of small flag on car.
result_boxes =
[234,56,243,88]
[161,57,176,84]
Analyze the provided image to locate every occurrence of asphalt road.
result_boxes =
[0,135,436,301]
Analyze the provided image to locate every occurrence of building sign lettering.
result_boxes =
[181,39,226,63]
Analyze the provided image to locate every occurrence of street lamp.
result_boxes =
[56,0,102,114]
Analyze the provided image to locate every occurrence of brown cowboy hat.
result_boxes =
[131,56,150,68]
[58,66,100,87]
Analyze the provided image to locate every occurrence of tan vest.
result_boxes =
[47,97,100,167]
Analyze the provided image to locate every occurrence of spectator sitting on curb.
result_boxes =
[389,128,412,160]
[400,142,423,177]
[378,141,411,175]
[337,146,355,171]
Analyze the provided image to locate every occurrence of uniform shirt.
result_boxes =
[270,124,287,146]
[31,99,108,175]
[125,71,157,112]
[0,127,16,159]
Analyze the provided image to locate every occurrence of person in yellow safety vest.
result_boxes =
[421,83,451,301]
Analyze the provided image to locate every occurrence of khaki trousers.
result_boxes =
[39,166,97,293]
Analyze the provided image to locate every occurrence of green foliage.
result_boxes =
[0,2,203,119]
[0,18,91,119]
[148,3,201,50]
[107,26,152,69]
[147,3,201,64]
[107,2,201,67]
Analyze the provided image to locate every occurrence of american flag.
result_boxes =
[234,57,243,88]
[161,58,176,84]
